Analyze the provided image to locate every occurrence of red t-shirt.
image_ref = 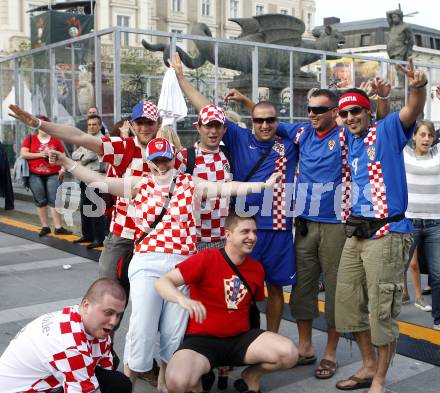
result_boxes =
[177,248,265,337]
[22,134,64,175]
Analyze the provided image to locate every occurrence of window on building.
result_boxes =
[172,0,182,12]
[230,0,239,18]
[436,38,440,50]
[256,5,264,15]
[171,29,183,42]
[430,37,435,49]
[415,34,422,46]
[360,34,371,46]
[202,0,211,16]
[307,13,312,31]
[280,9,288,15]
[116,15,130,46]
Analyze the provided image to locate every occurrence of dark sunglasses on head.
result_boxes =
[338,106,364,118]
[307,106,336,115]
[252,117,277,124]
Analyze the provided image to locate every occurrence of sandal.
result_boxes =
[233,379,261,393]
[336,375,373,390]
[296,354,317,366]
[315,359,338,379]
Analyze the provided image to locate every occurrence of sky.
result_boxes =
[314,0,438,30]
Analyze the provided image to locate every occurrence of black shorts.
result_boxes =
[176,329,265,368]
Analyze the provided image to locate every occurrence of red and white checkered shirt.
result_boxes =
[175,144,232,243]
[0,306,113,393]
[133,173,197,255]
[101,136,151,240]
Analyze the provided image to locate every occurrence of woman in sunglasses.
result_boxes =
[334,59,428,392]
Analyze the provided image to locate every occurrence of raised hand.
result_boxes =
[8,104,39,128]
[396,57,427,88]
[371,77,391,98]
[168,52,184,79]
[224,88,248,103]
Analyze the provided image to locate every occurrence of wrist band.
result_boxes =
[377,94,391,100]
[66,162,78,173]
[33,118,42,130]
[412,80,428,89]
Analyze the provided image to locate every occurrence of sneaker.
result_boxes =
[54,227,72,235]
[433,324,440,331]
[414,297,432,312]
[422,286,432,296]
[401,294,411,305]
[38,227,51,237]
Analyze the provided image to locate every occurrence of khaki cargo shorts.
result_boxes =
[335,233,412,346]
[290,221,346,326]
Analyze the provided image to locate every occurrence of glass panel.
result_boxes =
[428,67,440,126]
[326,56,354,90]
[100,31,117,129]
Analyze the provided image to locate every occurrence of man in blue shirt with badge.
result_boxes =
[170,53,298,334]
[334,58,427,393]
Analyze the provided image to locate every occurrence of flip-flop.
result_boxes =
[296,354,317,366]
[336,375,373,390]
[315,359,338,379]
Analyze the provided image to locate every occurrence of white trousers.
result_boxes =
[123,251,189,372]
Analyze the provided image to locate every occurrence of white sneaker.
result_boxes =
[433,324,440,331]
[414,297,432,312]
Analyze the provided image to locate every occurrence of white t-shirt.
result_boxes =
[0,305,113,393]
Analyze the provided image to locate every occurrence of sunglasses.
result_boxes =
[307,106,336,115]
[338,107,364,118]
[252,117,277,124]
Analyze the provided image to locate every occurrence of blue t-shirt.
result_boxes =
[346,111,414,235]
[223,119,298,230]
[277,122,347,223]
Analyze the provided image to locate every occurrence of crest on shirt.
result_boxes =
[367,146,376,161]
[328,139,336,151]
[224,275,248,309]
[155,141,164,150]
[223,162,231,173]
[272,141,285,156]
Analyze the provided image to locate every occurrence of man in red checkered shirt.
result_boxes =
[174,104,233,251]
[0,278,131,393]
[8,101,162,280]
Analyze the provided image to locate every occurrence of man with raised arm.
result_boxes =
[155,213,298,393]
[224,80,391,379]
[0,278,131,393]
[334,58,426,393]
[170,53,299,334]
[9,101,161,280]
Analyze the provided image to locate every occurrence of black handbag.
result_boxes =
[220,248,261,329]
[117,178,176,298]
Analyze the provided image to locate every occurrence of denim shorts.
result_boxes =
[28,173,60,208]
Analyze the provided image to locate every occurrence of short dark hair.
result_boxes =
[224,213,257,231]
[82,278,126,305]
[252,101,277,116]
[309,89,339,107]
[87,114,102,125]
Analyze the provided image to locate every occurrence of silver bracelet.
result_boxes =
[33,118,42,130]
[66,162,78,173]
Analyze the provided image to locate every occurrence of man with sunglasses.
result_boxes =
[170,53,298,334]
[334,60,427,393]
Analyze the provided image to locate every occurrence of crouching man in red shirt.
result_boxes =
[155,214,299,393]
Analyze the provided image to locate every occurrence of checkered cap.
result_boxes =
[146,137,174,161]
[131,100,160,121]
[193,104,225,126]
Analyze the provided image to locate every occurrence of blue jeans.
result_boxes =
[409,219,440,324]
[28,173,60,208]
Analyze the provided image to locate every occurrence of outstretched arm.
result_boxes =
[224,89,255,114]
[48,150,138,198]
[396,57,427,129]
[155,269,206,323]
[9,104,104,154]
[169,53,210,112]
[194,171,281,199]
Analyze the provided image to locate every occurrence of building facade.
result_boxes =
[0,0,316,54]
